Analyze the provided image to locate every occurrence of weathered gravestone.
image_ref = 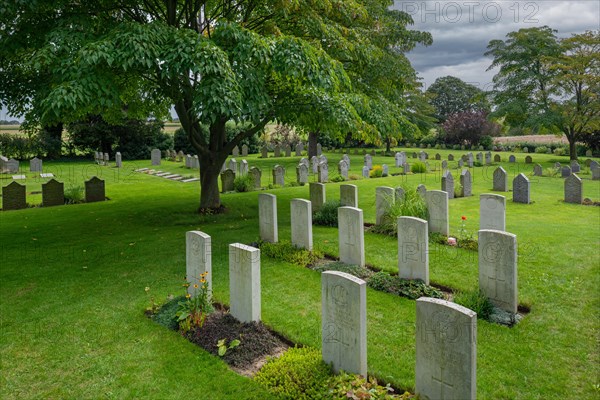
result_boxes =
[340,184,358,208]
[342,154,351,168]
[512,173,530,204]
[272,165,285,186]
[458,159,464,168]
[476,153,483,164]
[151,149,161,165]
[221,169,235,192]
[417,184,427,198]
[479,229,518,313]
[177,150,184,161]
[338,160,349,180]
[425,190,449,236]
[494,154,501,162]
[249,167,262,189]
[261,146,268,158]
[42,179,64,207]
[241,144,248,157]
[2,181,26,210]
[239,160,248,176]
[375,186,395,225]
[295,143,304,156]
[533,164,543,176]
[296,163,309,185]
[273,145,281,158]
[338,207,365,267]
[362,166,370,178]
[416,298,477,400]
[232,145,239,157]
[317,143,322,156]
[85,177,105,202]
[592,162,600,180]
[229,243,261,323]
[564,174,582,204]
[522,147,528,153]
[290,199,313,251]
[309,182,326,211]
[30,157,42,172]
[395,152,405,167]
[485,152,491,165]
[493,167,508,192]
[258,193,278,243]
[435,153,441,160]
[480,194,506,231]
[448,154,454,161]
[321,271,367,376]
[395,187,405,202]
[586,149,593,157]
[364,154,372,170]
[525,155,532,164]
[186,231,212,297]
[284,144,291,157]
[561,165,572,178]
[441,160,448,170]
[460,169,472,197]
[508,155,516,163]
[0,155,8,173]
[441,171,454,199]
[397,216,429,284]
[7,158,19,173]
[228,158,238,174]
[403,162,410,174]
[570,161,580,173]
[381,164,389,177]
[311,156,319,174]
[318,162,329,183]
[115,152,122,168]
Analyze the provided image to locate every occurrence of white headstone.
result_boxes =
[362,166,370,178]
[512,173,530,204]
[375,186,395,225]
[151,149,161,165]
[272,165,285,186]
[479,229,518,314]
[30,157,42,172]
[479,194,506,231]
[318,162,329,183]
[258,193,278,243]
[493,167,508,192]
[291,199,313,251]
[229,243,261,323]
[310,182,326,211]
[564,174,582,204]
[115,152,122,168]
[340,184,358,208]
[441,171,454,199]
[186,231,212,298]
[338,207,365,267]
[321,271,367,376]
[239,159,248,176]
[425,190,449,236]
[398,216,429,284]
[338,160,349,180]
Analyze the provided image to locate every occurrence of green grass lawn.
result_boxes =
[1,148,599,399]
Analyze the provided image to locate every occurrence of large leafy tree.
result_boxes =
[425,76,489,123]
[0,0,369,210]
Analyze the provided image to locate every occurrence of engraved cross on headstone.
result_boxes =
[432,367,454,398]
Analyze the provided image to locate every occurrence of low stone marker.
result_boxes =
[42,179,64,207]
[239,160,248,176]
[311,156,319,173]
[417,184,427,198]
[291,199,313,250]
[242,144,248,157]
[525,155,532,164]
[2,181,26,210]
[258,193,278,243]
[338,207,365,267]
[85,176,105,202]
[232,145,239,157]
[441,160,448,170]
[416,297,477,400]
[274,145,281,158]
[340,184,358,208]
[375,186,394,225]
[564,174,582,204]
[186,231,212,297]
[382,164,389,177]
[509,155,515,163]
[7,158,19,173]
[441,171,454,199]
[395,187,405,202]
[296,163,309,185]
[338,160,349,180]
[364,154,372,170]
[480,194,506,231]
[395,152,405,167]
[512,173,530,204]
[284,144,291,157]
[321,270,367,376]
[151,148,161,165]
[309,182,326,212]
[425,190,449,236]
[398,216,429,284]
[261,146,268,158]
[494,154,501,162]
[460,169,472,197]
[221,169,235,192]
[571,161,580,173]
[448,154,454,161]
[229,243,261,323]
[362,166,369,178]
[479,229,518,313]
[228,158,237,174]
[493,167,508,192]
[115,152,122,168]
[295,143,303,156]
[533,164,543,176]
[30,157,42,172]
[561,165,572,178]
[318,162,329,183]
[403,162,410,174]
[249,167,261,189]
[272,165,285,186]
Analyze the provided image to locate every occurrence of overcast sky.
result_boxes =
[2,1,599,121]
[393,0,600,91]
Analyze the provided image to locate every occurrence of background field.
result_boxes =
[1,148,599,399]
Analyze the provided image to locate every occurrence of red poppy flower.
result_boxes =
[461,216,466,220]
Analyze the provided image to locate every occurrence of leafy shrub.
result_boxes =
[370,165,383,178]
[331,175,345,183]
[453,290,494,320]
[535,145,548,154]
[173,127,199,154]
[544,167,558,177]
[553,147,565,156]
[254,347,332,399]
[153,295,182,330]
[367,272,444,300]
[348,174,361,180]
[233,175,253,192]
[411,161,426,173]
[313,262,374,280]
[313,201,341,227]
[478,135,494,150]
[326,372,412,399]
[0,133,42,159]
[370,186,428,236]
[258,240,322,268]
[64,185,84,204]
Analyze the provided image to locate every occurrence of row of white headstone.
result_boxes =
[185,229,477,399]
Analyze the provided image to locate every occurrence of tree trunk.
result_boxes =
[385,137,391,153]
[566,129,578,161]
[308,131,318,158]
[199,160,222,210]
[42,122,63,159]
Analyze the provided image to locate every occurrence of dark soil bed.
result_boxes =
[185,311,289,376]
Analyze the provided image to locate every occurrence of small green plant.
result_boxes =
[454,184,463,198]
[553,147,565,156]
[152,295,182,330]
[535,145,548,154]
[371,185,428,236]
[176,272,213,333]
[313,200,341,227]
[64,185,84,204]
[457,215,477,250]
[144,286,159,314]
[254,347,332,399]
[453,289,494,320]
[313,262,374,280]
[217,338,241,357]
[544,167,558,177]
[367,272,444,300]
[258,240,323,268]
[326,372,412,399]
[233,175,253,192]
[331,175,345,182]
[370,165,383,178]
[411,161,426,173]
[348,174,361,180]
